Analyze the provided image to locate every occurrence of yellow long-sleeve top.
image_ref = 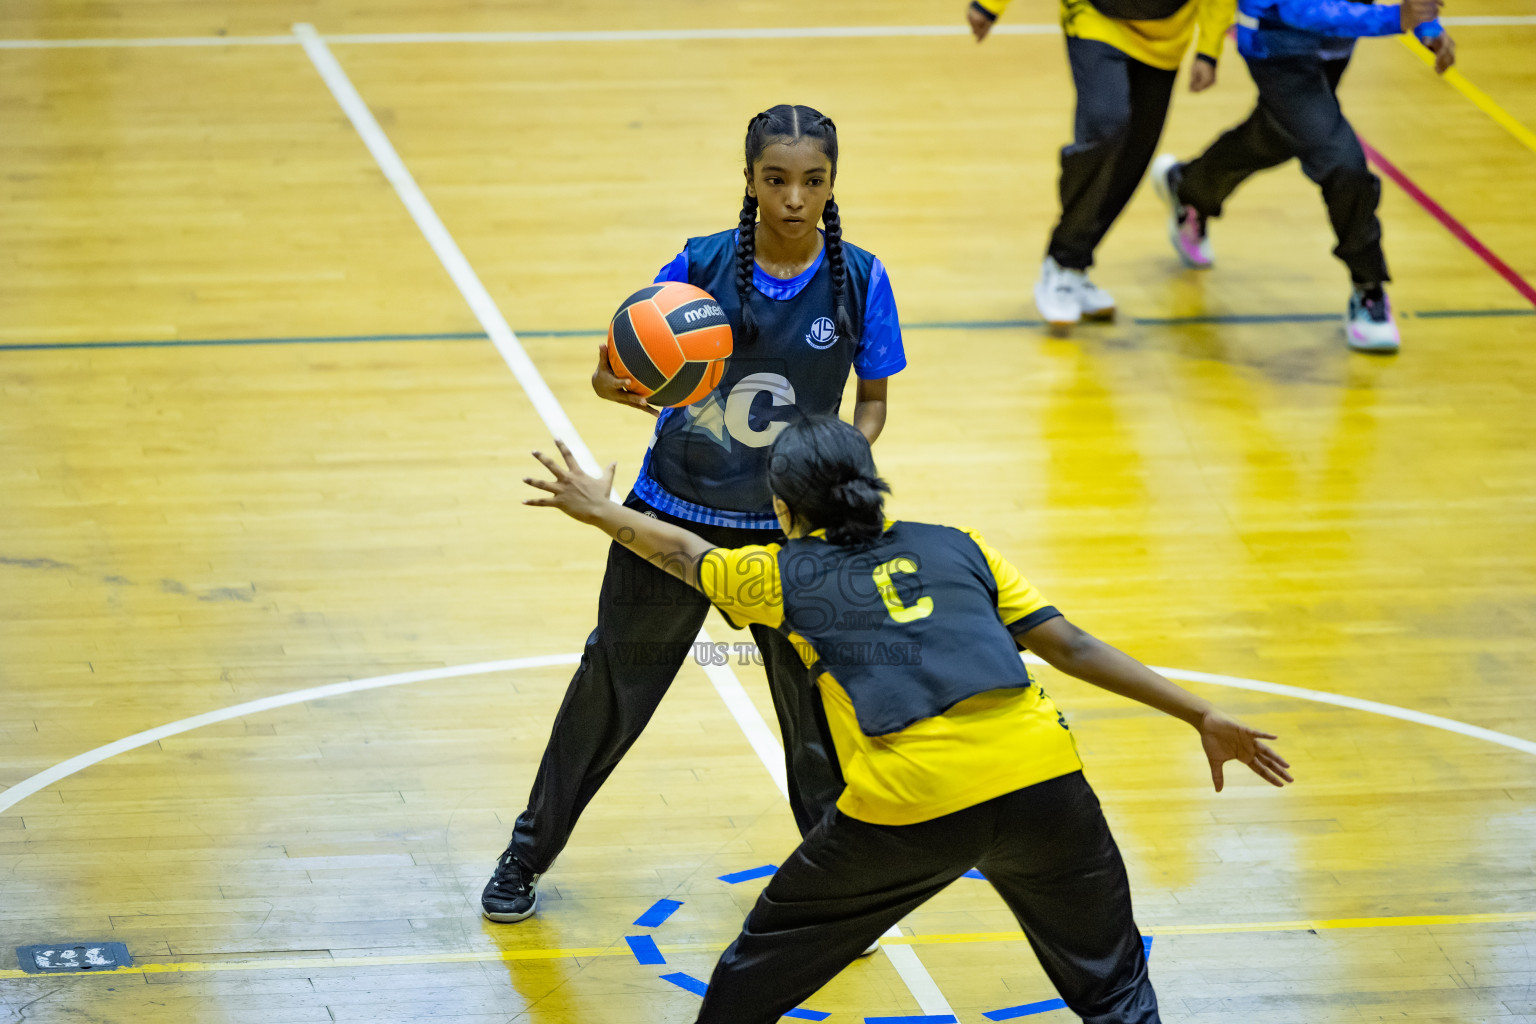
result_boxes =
[976,0,1236,70]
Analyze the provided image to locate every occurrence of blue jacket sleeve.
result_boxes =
[654,246,689,284]
[854,258,907,380]
[1267,0,1402,37]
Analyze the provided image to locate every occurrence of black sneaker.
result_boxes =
[481,846,540,922]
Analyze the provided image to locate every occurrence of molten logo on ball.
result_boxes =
[607,283,734,408]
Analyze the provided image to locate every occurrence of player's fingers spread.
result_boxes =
[1210,760,1225,792]
[1254,763,1289,787]
[532,450,566,478]
[1256,741,1290,767]
[523,477,560,494]
[1262,755,1295,783]
[554,439,580,471]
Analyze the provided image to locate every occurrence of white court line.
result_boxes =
[291,19,955,1015]
[0,24,1054,49]
[3,17,1528,48]
[0,656,581,816]
[321,24,1059,44]
[0,35,296,48]
[5,652,1532,817]
[1135,661,1536,758]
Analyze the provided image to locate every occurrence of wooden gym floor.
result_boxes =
[1,0,1533,1021]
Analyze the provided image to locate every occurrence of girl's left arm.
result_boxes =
[853,377,888,444]
[524,441,714,590]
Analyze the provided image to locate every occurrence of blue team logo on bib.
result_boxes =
[805,316,838,350]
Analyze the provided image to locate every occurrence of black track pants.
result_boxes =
[1176,54,1390,285]
[695,772,1159,1024]
[1048,38,1179,271]
[509,494,844,875]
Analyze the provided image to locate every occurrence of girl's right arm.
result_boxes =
[1018,615,1294,791]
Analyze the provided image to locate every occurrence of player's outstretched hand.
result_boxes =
[524,440,618,524]
[1401,0,1442,31]
[1426,31,1456,73]
[1198,710,1293,792]
[967,3,995,41]
[592,343,659,417]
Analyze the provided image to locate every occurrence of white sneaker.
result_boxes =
[1034,257,1083,327]
[1345,287,1400,353]
[858,940,880,957]
[1151,153,1213,270]
[1078,272,1116,321]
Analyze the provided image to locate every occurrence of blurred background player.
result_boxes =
[1151,0,1453,354]
[479,105,907,925]
[519,418,1292,1024]
[967,0,1235,329]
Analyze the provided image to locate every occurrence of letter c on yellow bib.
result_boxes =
[872,557,934,623]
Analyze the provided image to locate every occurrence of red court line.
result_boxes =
[1359,135,1536,308]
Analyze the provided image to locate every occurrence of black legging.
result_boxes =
[696,771,1159,1024]
[509,493,845,874]
[1176,54,1389,285]
[1049,37,1179,271]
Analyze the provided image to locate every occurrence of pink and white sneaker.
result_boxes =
[1346,287,1400,353]
[1151,153,1213,270]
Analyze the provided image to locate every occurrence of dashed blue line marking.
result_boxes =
[660,971,709,996]
[962,868,986,879]
[634,898,683,928]
[718,864,776,884]
[784,1008,833,1021]
[625,934,665,965]
[983,998,1068,1020]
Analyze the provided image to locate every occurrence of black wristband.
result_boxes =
[1195,53,1218,67]
[969,0,998,21]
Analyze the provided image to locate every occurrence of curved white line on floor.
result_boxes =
[2,652,1530,819]
[0,655,581,816]
[1021,654,1536,756]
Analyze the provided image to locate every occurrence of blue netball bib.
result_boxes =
[634,228,904,528]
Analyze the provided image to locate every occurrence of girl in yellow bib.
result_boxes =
[967,0,1234,328]
[522,416,1291,1023]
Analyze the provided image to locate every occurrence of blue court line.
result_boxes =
[963,868,986,879]
[983,998,1068,1020]
[657,971,828,1019]
[660,971,709,996]
[625,934,666,965]
[982,936,1152,1020]
[718,864,776,884]
[634,898,683,928]
[2,306,1529,353]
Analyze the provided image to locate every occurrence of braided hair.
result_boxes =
[737,104,855,347]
